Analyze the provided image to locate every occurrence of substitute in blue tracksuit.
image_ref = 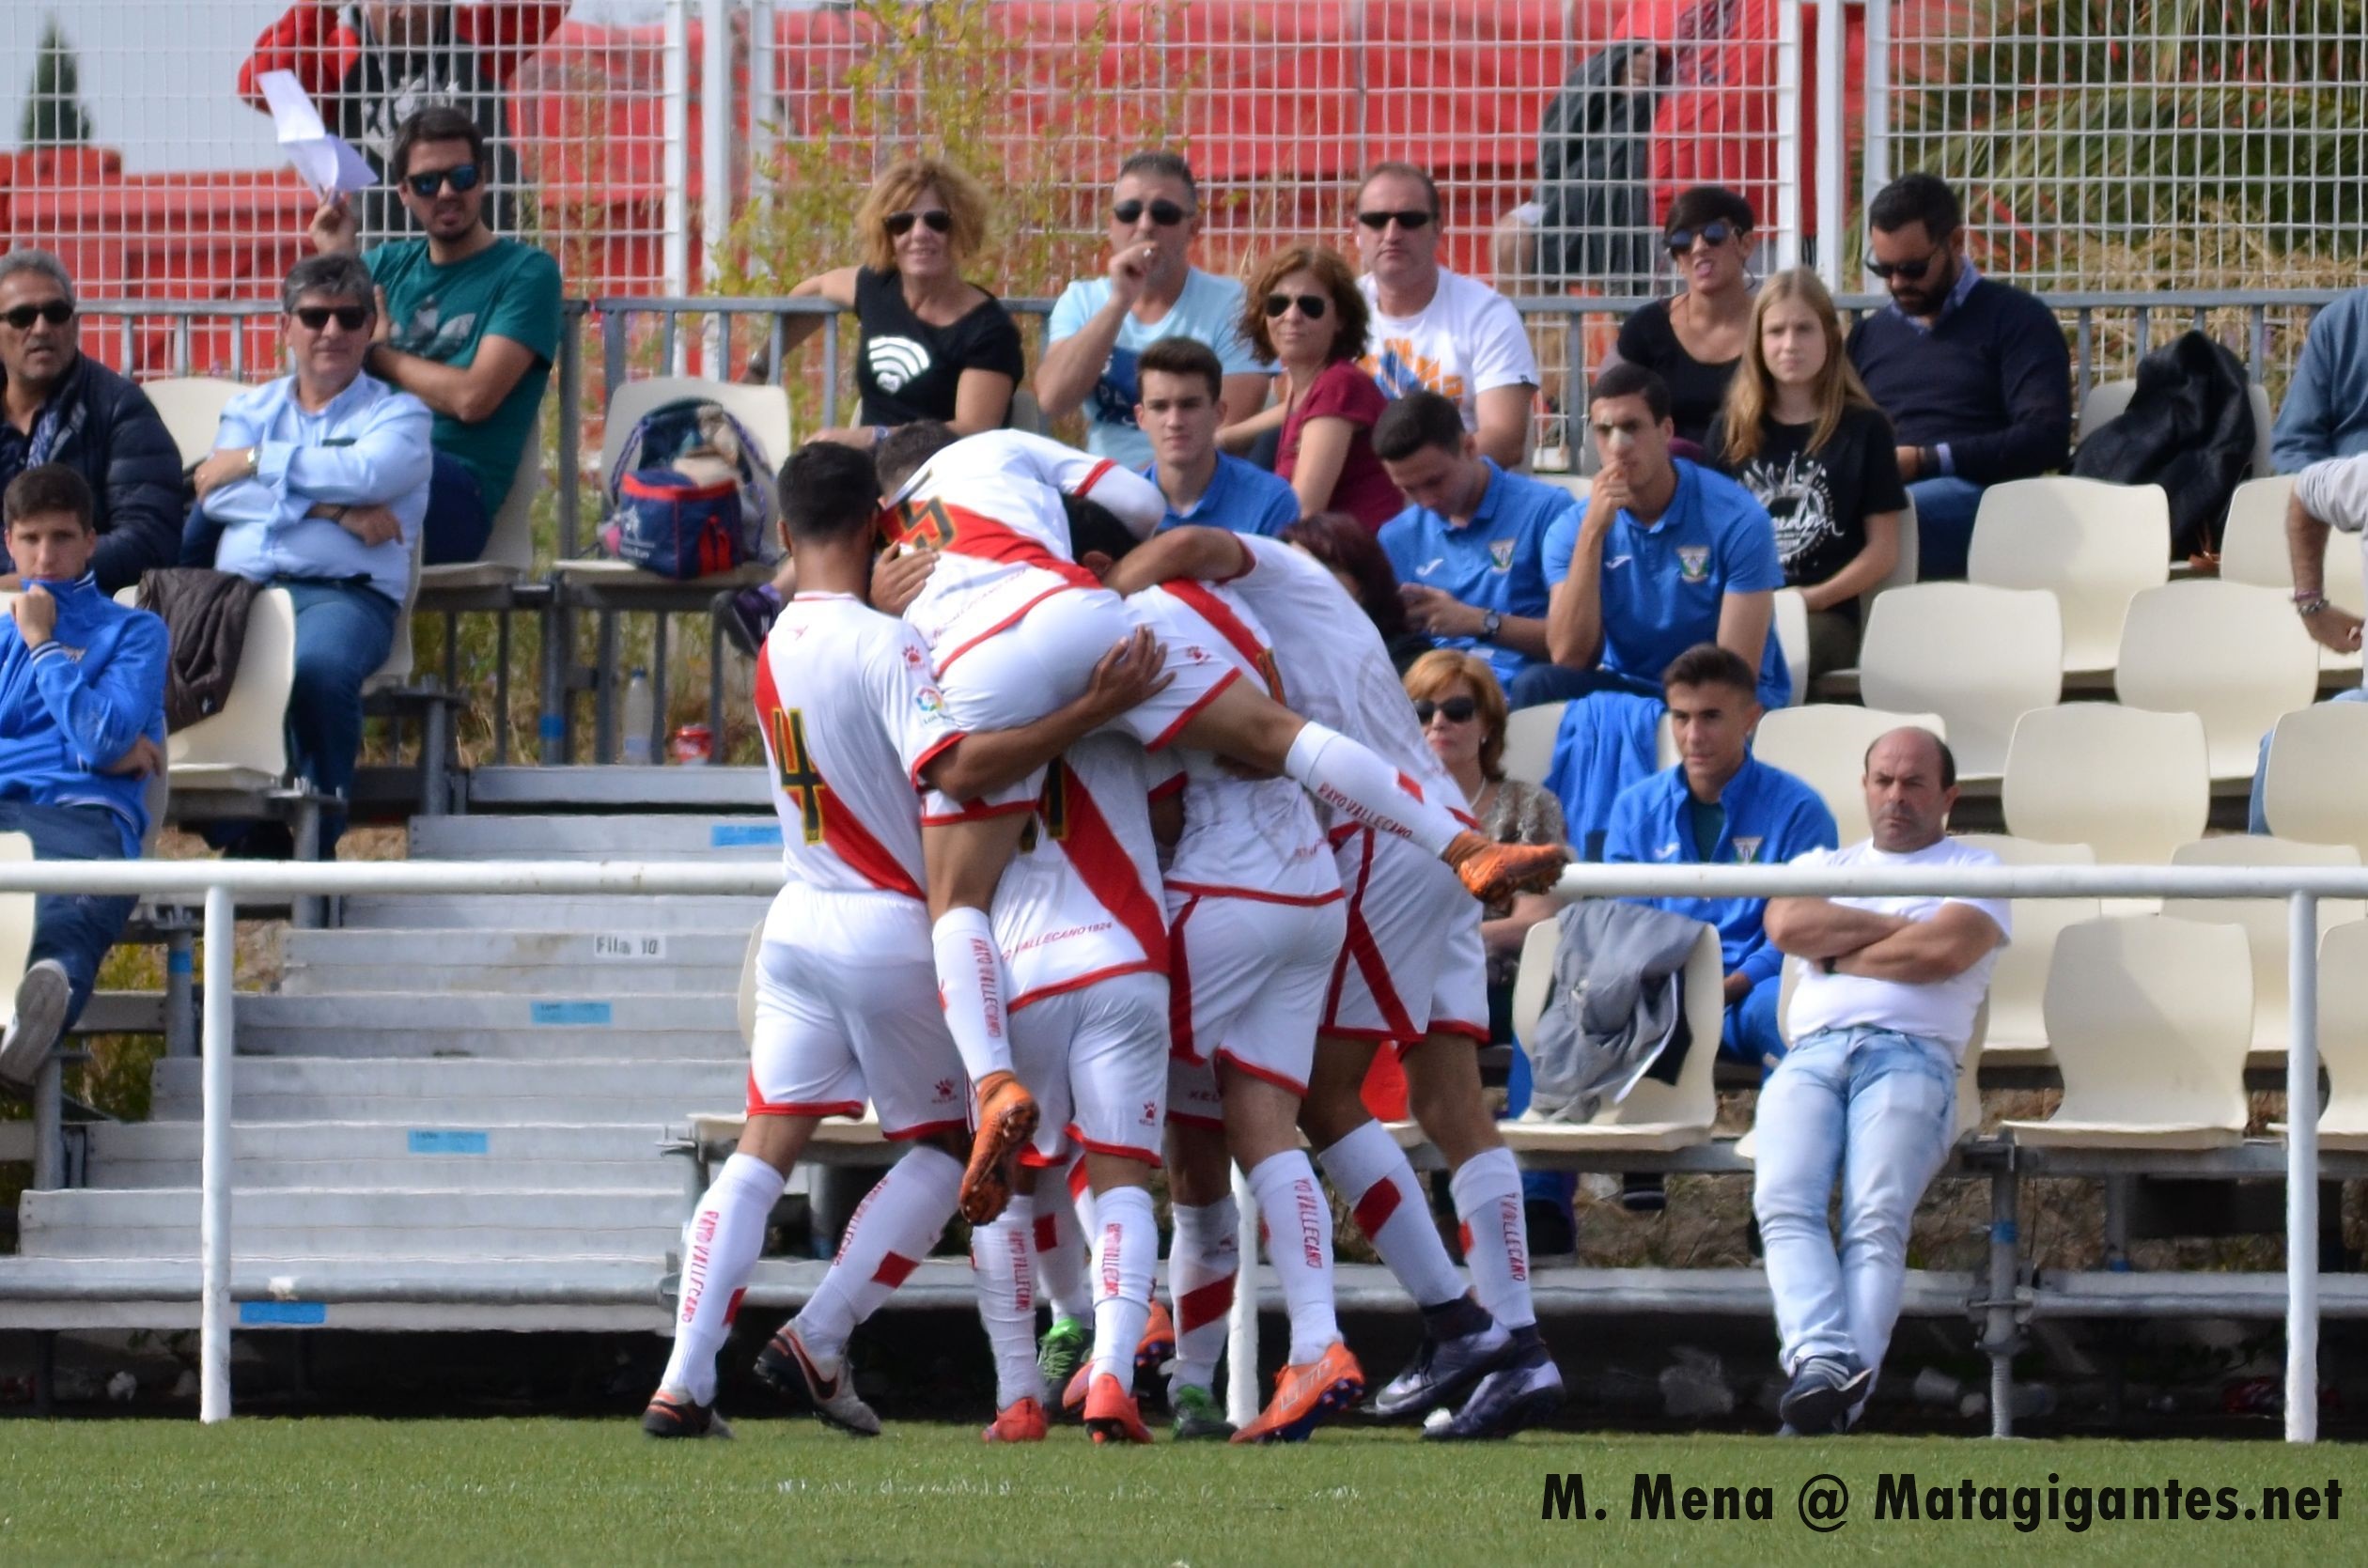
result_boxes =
[0,463,167,1092]
[1602,644,1835,1075]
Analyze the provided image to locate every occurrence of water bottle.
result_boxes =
[621,668,655,765]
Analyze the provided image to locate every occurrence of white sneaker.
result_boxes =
[0,959,70,1094]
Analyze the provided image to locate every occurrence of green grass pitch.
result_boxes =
[0,1421,2353,1565]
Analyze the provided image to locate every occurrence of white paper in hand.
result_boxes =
[258,70,376,197]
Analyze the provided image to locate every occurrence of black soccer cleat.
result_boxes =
[1425,1340,1566,1441]
[1365,1315,1515,1421]
[642,1387,732,1438]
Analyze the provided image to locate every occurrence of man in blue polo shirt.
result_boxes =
[1518,362,1787,711]
[1602,644,1836,1071]
[1372,390,1564,691]
[1135,337,1299,536]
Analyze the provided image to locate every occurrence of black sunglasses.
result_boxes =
[1665,220,1737,256]
[885,209,954,237]
[405,163,481,198]
[294,304,372,331]
[1113,198,1188,226]
[1356,209,1434,231]
[1867,251,1946,281]
[1,301,73,330]
[1262,292,1328,320]
[1414,695,1479,724]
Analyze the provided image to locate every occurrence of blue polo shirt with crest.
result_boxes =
[1378,458,1570,688]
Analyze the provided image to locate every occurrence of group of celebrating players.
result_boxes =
[641,423,1571,1445]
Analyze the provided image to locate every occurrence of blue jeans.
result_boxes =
[1505,661,1662,712]
[1752,1026,1956,1383]
[1906,475,1986,582]
[2251,686,2368,833]
[283,580,397,851]
[423,450,491,566]
[0,800,135,1029]
[1723,971,1786,1076]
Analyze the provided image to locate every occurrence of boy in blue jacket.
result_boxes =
[0,463,167,1091]
[1602,644,1836,1072]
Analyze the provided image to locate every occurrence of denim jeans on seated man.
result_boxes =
[0,800,140,1029]
[1904,475,1985,582]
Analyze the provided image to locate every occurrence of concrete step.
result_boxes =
[87,1121,676,1191]
[236,991,740,1047]
[18,1187,683,1261]
[0,1256,669,1332]
[465,766,770,814]
[338,894,771,933]
[279,929,744,996]
[150,1057,742,1125]
[410,815,786,861]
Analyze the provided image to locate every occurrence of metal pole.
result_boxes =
[199,883,235,1423]
[700,0,732,377]
[1774,0,1805,272]
[1814,0,1846,287]
[748,0,777,220]
[1985,1161,2019,1438]
[1224,1162,1259,1428]
[662,0,692,359]
[1863,0,1892,214]
[2286,891,2320,1443]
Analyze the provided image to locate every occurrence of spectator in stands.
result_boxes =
[1612,185,1756,452]
[1603,644,1837,1073]
[1036,151,1271,469]
[2247,455,2368,831]
[1846,173,2071,582]
[239,1,569,242]
[1489,42,1668,298]
[0,465,167,1093]
[721,156,1025,653]
[303,105,559,569]
[2272,287,2368,472]
[1352,162,1539,468]
[1710,269,1908,680]
[1519,363,1786,712]
[1135,337,1298,536]
[1279,511,1434,675]
[1222,245,1401,529]
[1756,727,2007,1434]
[195,255,432,858]
[0,250,180,596]
[1373,390,1566,691]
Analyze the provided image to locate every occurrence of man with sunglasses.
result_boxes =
[1036,152,1272,470]
[1351,163,1538,471]
[1846,173,2070,581]
[0,250,181,597]
[308,105,560,567]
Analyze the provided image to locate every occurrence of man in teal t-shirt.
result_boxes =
[309,104,560,566]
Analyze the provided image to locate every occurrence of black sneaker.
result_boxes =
[642,1386,732,1438]
[1366,1305,1515,1420]
[1425,1339,1565,1440]
[754,1322,881,1436]
[1777,1354,1870,1436]
[712,584,782,660]
[0,958,70,1094]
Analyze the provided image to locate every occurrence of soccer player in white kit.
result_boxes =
[875,426,1570,1228]
[641,443,1168,1439]
[1108,522,1567,1440]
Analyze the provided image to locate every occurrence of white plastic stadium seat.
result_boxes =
[1858,582,2061,781]
[2113,580,2320,781]
[2263,701,2368,854]
[2163,835,2362,1058]
[2076,378,2135,442]
[0,833,35,1024]
[1750,706,1944,846]
[155,585,298,792]
[1949,833,2097,1075]
[1504,922,1721,1152]
[141,376,242,469]
[1770,588,1808,707]
[364,534,426,697]
[2250,382,2276,479]
[560,377,793,588]
[419,418,546,593]
[1968,476,2170,676]
[2220,474,2362,675]
[1501,701,1566,789]
[2002,705,2208,866]
[2308,921,2368,1153]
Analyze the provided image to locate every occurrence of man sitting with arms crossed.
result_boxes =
[0,464,167,1092]
[1756,726,2007,1434]
[1136,337,1300,536]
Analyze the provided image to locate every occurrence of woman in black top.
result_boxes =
[1612,184,1755,452]
[1708,267,1907,679]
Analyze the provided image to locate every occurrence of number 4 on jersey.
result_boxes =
[766,705,827,843]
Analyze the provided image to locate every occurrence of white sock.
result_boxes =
[1033,1167,1091,1323]
[1450,1146,1535,1330]
[1087,1185,1157,1396]
[791,1145,961,1362]
[1247,1150,1340,1363]
[932,908,1014,1081]
[1318,1121,1465,1310]
[1282,722,1460,856]
[660,1152,783,1405]
[969,1196,1046,1408]
[1167,1196,1239,1400]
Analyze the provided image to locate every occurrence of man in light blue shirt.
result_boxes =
[2272,287,2368,473]
[1134,337,1299,536]
[1036,151,1271,469]
[1373,390,1566,691]
[195,253,432,854]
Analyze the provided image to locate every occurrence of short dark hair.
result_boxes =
[1371,390,1467,463]
[1358,161,1441,220]
[1116,150,1197,205]
[1660,643,1755,698]
[282,253,377,317]
[1863,726,1958,791]
[4,463,94,533]
[1592,361,1671,424]
[1868,172,1962,239]
[1136,336,1225,402]
[390,105,488,185]
[1665,184,1756,238]
[1063,493,1139,564]
[779,442,880,542]
[876,421,960,494]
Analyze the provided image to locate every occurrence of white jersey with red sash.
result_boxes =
[989,730,1170,1010]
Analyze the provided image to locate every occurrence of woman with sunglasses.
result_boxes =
[1228,245,1403,531]
[1280,511,1435,675]
[1612,185,1757,452]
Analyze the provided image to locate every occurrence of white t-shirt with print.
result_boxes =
[1356,267,1539,430]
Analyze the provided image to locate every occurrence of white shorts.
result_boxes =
[1011,970,1170,1167]
[1167,888,1346,1095]
[748,884,968,1139]
[1322,828,1490,1048]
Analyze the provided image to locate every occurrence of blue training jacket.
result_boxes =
[1601,753,1838,986]
[0,571,168,856]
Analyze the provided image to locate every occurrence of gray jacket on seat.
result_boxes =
[1526,898,1707,1122]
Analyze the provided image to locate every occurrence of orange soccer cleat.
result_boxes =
[1231,1340,1365,1445]
[1136,1298,1176,1380]
[981,1396,1049,1443]
[958,1070,1040,1224]
[1444,832,1568,904]
[1083,1373,1154,1446]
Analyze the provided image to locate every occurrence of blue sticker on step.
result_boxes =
[408,1129,489,1156]
[710,823,782,847]
[531,1001,613,1026]
[240,1301,326,1326]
